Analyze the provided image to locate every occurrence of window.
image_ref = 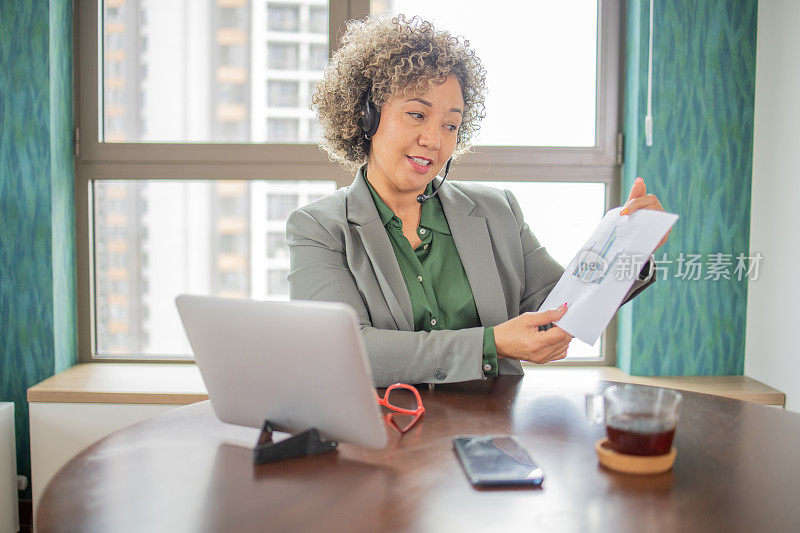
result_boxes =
[308,44,328,71]
[266,118,299,142]
[219,45,247,67]
[106,32,125,50]
[267,80,299,107]
[219,234,246,254]
[307,119,321,142]
[77,0,622,363]
[383,1,597,146]
[97,0,317,144]
[219,7,246,28]
[106,5,123,22]
[266,232,288,259]
[266,193,300,220]
[309,7,327,34]
[218,271,247,293]
[268,42,299,70]
[106,60,123,77]
[217,193,248,216]
[373,0,621,363]
[106,89,124,105]
[307,81,317,106]
[218,83,247,104]
[267,5,300,32]
[267,269,290,296]
[91,179,335,357]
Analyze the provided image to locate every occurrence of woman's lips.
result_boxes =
[406,156,432,174]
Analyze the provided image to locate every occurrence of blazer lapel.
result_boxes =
[439,184,509,327]
[347,169,413,331]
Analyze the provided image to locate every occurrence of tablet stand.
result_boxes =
[253,420,338,465]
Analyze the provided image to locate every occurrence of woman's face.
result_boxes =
[367,75,464,197]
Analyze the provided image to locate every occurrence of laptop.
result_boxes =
[175,295,388,449]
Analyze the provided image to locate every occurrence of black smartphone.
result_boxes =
[453,435,544,487]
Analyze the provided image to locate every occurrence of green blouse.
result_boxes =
[365,178,499,377]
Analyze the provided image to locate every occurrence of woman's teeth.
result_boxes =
[409,157,430,166]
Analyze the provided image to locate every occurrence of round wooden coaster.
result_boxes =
[595,438,676,475]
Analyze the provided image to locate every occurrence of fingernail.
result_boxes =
[620,207,629,215]
[559,302,568,310]
[636,177,643,183]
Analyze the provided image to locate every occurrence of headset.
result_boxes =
[358,89,452,204]
[358,89,381,140]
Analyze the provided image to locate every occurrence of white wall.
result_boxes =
[0,404,19,533]
[30,403,177,528]
[744,0,800,413]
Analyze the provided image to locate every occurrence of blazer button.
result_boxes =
[434,369,446,381]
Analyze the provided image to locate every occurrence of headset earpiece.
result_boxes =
[358,90,380,140]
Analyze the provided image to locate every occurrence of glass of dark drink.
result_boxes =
[603,384,682,456]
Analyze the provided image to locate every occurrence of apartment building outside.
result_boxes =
[95,0,337,356]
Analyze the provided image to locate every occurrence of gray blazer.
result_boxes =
[287,168,654,387]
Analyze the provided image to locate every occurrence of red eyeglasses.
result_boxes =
[375,383,425,434]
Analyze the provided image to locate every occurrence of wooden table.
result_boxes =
[37,376,800,532]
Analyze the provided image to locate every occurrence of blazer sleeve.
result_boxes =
[287,208,486,387]
[506,190,655,315]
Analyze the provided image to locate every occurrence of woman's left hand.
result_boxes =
[619,177,670,249]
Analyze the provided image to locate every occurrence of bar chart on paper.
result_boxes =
[540,207,679,344]
[571,222,639,284]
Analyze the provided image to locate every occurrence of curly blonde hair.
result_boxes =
[312,15,487,172]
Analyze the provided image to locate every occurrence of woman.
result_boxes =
[287,16,667,387]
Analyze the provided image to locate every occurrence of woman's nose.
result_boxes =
[418,124,441,151]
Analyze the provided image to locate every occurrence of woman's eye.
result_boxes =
[407,112,424,120]
[446,124,458,132]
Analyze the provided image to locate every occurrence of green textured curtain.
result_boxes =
[618,0,757,375]
[0,0,77,498]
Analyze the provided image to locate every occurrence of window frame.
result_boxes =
[74,0,623,365]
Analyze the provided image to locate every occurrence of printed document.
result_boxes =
[539,207,679,344]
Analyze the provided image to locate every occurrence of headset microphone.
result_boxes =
[417,158,452,204]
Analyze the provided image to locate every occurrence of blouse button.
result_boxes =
[419,228,426,235]
[423,244,429,250]
[483,363,493,372]
[430,318,437,326]
[417,275,423,283]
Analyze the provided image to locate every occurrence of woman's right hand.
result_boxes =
[493,304,572,364]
